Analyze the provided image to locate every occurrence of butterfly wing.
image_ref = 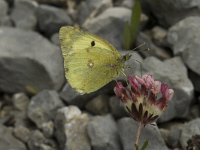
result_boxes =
[59,26,118,54]
[59,26,123,93]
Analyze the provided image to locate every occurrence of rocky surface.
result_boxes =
[28,90,64,128]
[142,0,200,27]
[180,119,200,150]
[0,0,199,150]
[10,0,38,30]
[0,125,27,150]
[87,115,121,150]
[55,106,91,150]
[168,16,200,92]
[118,117,169,150]
[0,27,64,93]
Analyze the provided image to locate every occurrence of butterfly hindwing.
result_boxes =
[65,47,123,93]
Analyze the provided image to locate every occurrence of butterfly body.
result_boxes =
[59,26,129,94]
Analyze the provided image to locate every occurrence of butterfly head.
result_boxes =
[121,53,131,62]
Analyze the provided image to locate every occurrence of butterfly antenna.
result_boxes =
[121,70,129,86]
[132,42,146,51]
[134,59,143,77]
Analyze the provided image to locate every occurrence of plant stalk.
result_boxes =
[134,122,143,150]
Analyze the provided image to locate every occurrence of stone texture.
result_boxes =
[167,127,182,148]
[13,125,31,143]
[0,27,64,93]
[118,117,169,150]
[59,83,95,109]
[85,95,110,115]
[142,0,200,27]
[51,33,59,46]
[0,0,8,25]
[27,130,57,150]
[28,90,63,128]
[12,93,29,111]
[180,118,200,150]
[34,0,65,4]
[151,26,168,47]
[55,106,91,150]
[167,16,200,92]
[137,32,171,60]
[77,0,113,24]
[87,114,121,150]
[109,96,127,119]
[0,125,27,150]
[11,0,38,30]
[36,5,72,36]
[41,121,54,138]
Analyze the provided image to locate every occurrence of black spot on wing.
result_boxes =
[91,41,95,47]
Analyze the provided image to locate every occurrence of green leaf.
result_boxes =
[141,140,149,150]
[134,144,139,150]
[130,0,141,42]
[123,0,141,49]
[123,22,131,49]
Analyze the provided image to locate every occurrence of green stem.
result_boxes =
[134,122,143,150]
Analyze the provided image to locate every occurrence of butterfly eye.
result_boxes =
[91,41,95,47]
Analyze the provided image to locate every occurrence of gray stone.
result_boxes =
[159,128,169,146]
[142,57,194,122]
[87,114,121,150]
[0,27,64,93]
[0,125,26,150]
[167,127,181,148]
[0,0,8,25]
[188,104,200,120]
[55,106,91,150]
[10,0,38,30]
[167,16,200,92]
[142,0,200,27]
[28,90,64,128]
[109,96,128,119]
[83,7,131,49]
[36,5,72,36]
[199,97,200,109]
[151,26,168,47]
[27,130,57,150]
[180,118,200,150]
[12,93,29,111]
[118,117,168,150]
[167,16,200,56]
[34,0,65,4]
[85,95,109,115]
[189,71,200,93]
[59,83,97,109]
[60,81,116,108]
[77,0,112,25]
[51,33,59,46]
[122,0,134,9]
[137,32,171,60]
[13,125,31,143]
[0,97,28,127]
[5,0,14,6]
[0,15,12,27]
[41,121,54,138]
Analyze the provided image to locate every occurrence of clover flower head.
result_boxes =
[114,74,174,125]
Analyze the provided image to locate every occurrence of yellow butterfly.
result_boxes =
[59,26,131,94]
